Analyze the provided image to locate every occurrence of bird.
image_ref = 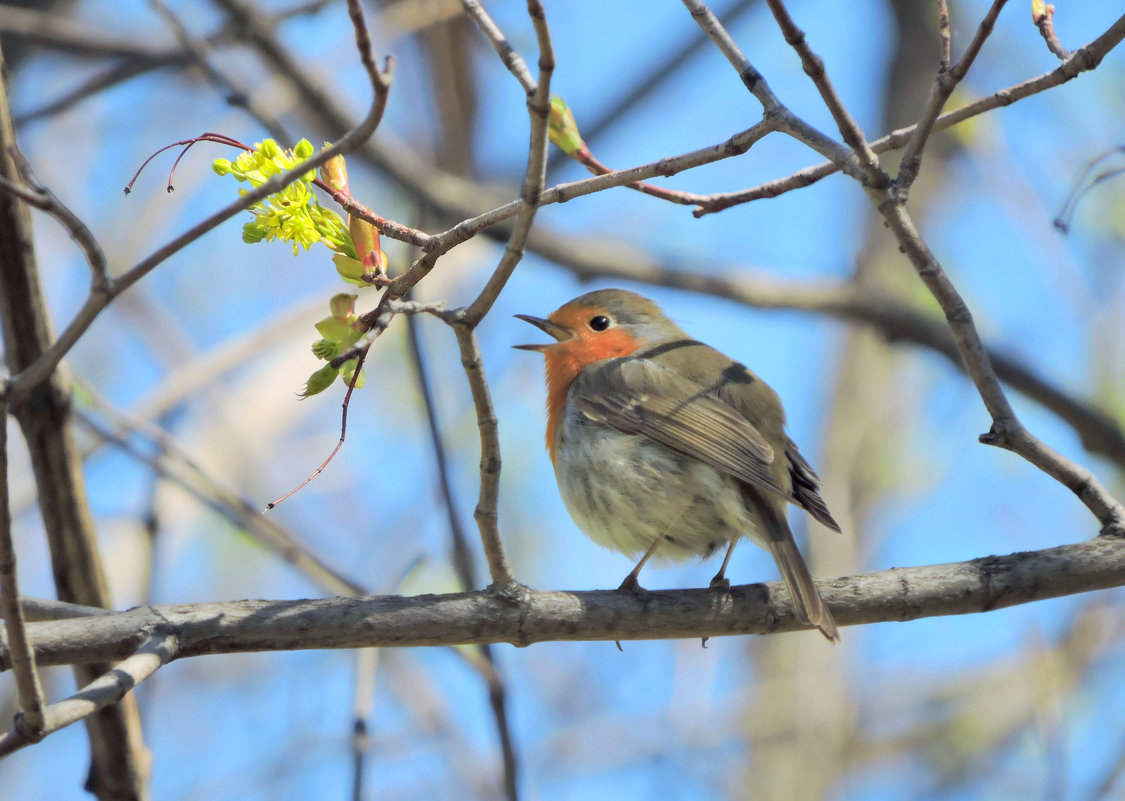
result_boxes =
[515,288,841,640]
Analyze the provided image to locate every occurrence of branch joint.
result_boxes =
[12,711,46,744]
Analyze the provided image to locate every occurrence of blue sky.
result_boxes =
[4,1,1125,799]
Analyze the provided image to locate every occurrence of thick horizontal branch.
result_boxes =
[3,535,1122,669]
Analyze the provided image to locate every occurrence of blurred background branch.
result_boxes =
[0,1,1123,800]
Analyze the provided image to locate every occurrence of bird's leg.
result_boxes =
[709,540,737,590]
[701,540,739,648]
[618,537,662,594]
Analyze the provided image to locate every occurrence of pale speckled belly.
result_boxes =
[553,405,764,561]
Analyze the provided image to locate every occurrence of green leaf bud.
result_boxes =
[301,363,339,397]
[311,338,338,360]
[329,292,358,319]
[548,96,585,155]
[294,138,314,159]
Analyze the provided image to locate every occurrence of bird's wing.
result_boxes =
[785,437,841,532]
[569,357,787,498]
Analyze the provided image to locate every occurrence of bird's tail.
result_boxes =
[763,511,839,642]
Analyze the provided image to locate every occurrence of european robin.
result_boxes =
[516,288,840,640]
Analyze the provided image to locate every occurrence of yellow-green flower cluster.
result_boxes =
[213,139,357,259]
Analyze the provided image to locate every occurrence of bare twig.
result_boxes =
[382,299,446,315]
[937,0,952,70]
[265,351,368,511]
[832,2,1113,530]
[404,305,520,801]
[343,0,383,90]
[764,0,887,186]
[897,0,1007,194]
[571,147,706,206]
[0,630,179,759]
[680,0,780,110]
[379,121,773,299]
[4,535,1125,665]
[548,123,774,204]
[693,12,1125,214]
[1,147,110,293]
[679,0,868,183]
[876,203,1125,532]
[684,0,1125,531]
[0,397,47,736]
[408,0,559,593]
[1033,1,1070,60]
[330,300,447,370]
[836,4,1118,528]
[317,185,433,249]
[459,0,536,93]
[448,321,514,586]
[546,0,757,172]
[463,0,554,325]
[330,0,560,587]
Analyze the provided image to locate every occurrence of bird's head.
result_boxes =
[514,289,681,367]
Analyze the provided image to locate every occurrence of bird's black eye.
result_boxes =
[588,315,611,332]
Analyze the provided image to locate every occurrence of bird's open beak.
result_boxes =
[513,314,571,351]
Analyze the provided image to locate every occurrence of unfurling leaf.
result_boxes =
[301,363,339,397]
[315,315,353,342]
[333,253,367,285]
[340,358,365,389]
